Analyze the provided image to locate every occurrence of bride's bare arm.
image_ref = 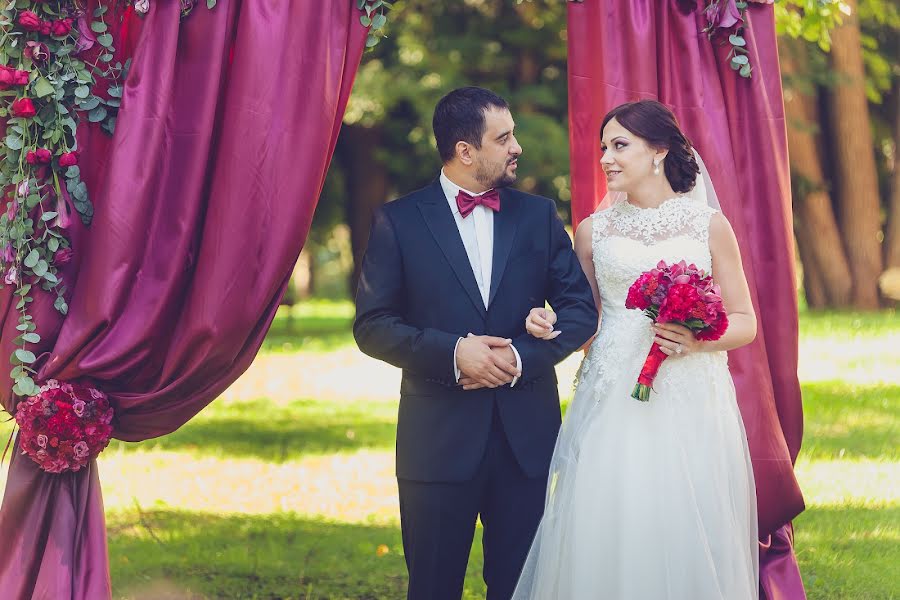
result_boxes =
[654,213,756,355]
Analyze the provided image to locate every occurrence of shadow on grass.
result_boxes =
[108,399,397,462]
[795,504,900,600]
[261,302,355,354]
[110,509,489,600]
[109,510,407,599]
[800,382,899,460]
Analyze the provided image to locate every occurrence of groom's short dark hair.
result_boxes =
[433,87,509,163]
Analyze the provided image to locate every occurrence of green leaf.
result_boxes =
[4,135,23,151]
[107,85,123,98]
[78,96,101,111]
[360,15,372,27]
[43,271,58,284]
[88,106,108,123]
[14,349,36,364]
[10,366,25,378]
[33,77,55,98]
[97,33,114,48]
[15,324,28,332]
[74,85,91,99]
[94,5,109,16]
[23,249,39,268]
[22,332,40,344]
[48,238,59,252]
[729,34,746,47]
[54,296,68,315]
[366,34,379,48]
[731,55,749,66]
[739,64,752,78]
[100,53,114,63]
[372,13,387,29]
[32,259,48,277]
[207,0,217,7]
[41,211,58,222]
[66,166,81,178]
[91,21,109,33]
[15,284,31,296]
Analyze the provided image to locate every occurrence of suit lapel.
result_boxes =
[418,180,487,317]
[489,189,519,307]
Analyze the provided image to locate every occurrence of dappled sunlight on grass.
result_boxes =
[99,450,398,524]
[108,398,398,461]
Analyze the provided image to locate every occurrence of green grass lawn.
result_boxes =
[1,302,897,599]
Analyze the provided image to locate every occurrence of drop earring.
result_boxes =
[653,160,661,175]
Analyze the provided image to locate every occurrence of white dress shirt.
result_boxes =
[439,170,521,387]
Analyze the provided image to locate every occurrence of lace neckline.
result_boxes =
[616,195,692,214]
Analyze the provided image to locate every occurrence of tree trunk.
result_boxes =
[827,0,885,308]
[338,125,390,296]
[780,38,853,307]
[885,88,900,271]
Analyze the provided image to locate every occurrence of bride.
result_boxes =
[512,100,758,599]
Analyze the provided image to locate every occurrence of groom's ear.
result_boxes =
[456,141,475,166]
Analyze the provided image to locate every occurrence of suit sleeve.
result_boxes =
[353,206,459,381]
[512,202,599,383]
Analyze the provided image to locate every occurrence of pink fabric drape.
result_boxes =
[567,2,805,598]
[0,1,366,597]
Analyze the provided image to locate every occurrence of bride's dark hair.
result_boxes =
[600,100,700,193]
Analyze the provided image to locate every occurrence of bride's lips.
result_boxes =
[605,169,621,180]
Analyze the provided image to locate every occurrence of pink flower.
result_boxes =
[2,243,15,264]
[706,0,743,30]
[17,180,29,197]
[27,148,52,164]
[74,15,96,54]
[37,434,48,448]
[5,266,18,285]
[134,0,150,14]
[54,247,74,264]
[24,41,50,63]
[5,200,18,221]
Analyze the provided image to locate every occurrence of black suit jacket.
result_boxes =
[354,180,598,482]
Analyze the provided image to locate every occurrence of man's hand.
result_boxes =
[456,334,520,389]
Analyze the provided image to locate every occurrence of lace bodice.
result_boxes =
[576,196,725,388]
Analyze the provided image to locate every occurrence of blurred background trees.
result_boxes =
[296,0,898,310]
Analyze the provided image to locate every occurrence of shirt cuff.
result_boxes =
[453,337,462,383]
[509,343,522,387]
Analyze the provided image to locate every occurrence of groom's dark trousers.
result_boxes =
[354,180,597,600]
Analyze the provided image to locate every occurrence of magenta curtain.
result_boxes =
[0,1,367,597]
[567,2,805,598]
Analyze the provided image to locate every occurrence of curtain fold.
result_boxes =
[1,1,367,597]
[567,2,805,598]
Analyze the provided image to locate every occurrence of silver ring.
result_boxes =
[675,343,683,355]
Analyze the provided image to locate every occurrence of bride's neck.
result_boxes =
[625,179,679,209]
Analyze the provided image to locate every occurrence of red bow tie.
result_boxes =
[456,189,501,218]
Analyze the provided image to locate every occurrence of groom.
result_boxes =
[354,87,597,600]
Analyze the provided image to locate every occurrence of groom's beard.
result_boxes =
[475,157,518,189]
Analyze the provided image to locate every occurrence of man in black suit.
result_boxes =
[353,87,598,600]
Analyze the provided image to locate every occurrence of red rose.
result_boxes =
[39,20,52,36]
[59,151,78,167]
[17,11,42,32]
[11,97,37,118]
[35,148,52,163]
[24,41,50,63]
[0,65,30,90]
[26,151,37,164]
[50,18,73,37]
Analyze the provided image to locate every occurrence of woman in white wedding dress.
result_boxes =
[512,100,758,600]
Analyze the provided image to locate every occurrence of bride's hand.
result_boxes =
[652,322,702,356]
[525,307,561,340]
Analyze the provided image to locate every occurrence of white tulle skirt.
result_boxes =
[512,327,758,600]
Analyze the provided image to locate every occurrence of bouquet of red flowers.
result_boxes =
[14,380,114,473]
[625,260,729,401]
